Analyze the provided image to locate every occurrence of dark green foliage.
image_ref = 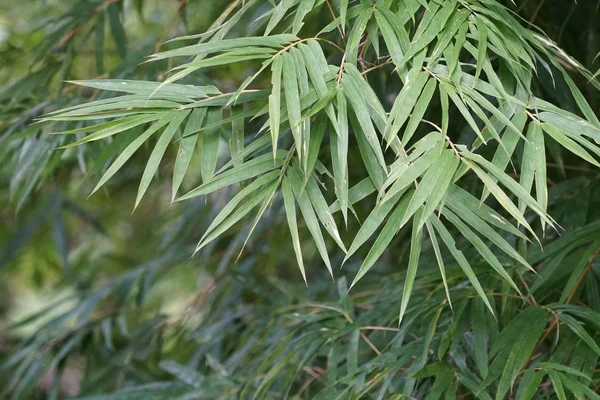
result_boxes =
[1,0,600,398]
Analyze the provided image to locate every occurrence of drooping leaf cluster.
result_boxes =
[1,0,600,398]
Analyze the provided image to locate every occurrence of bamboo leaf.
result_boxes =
[136,110,190,209]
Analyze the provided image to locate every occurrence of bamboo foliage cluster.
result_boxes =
[44,0,600,318]
[2,0,600,398]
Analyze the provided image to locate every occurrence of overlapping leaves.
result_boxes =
[41,0,600,324]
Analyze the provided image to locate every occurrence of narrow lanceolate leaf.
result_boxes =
[379,146,440,206]
[542,124,600,167]
[428,9,470,63]
[350,192,414,289]
[292,0,316,34]
[398,1,456,66]
[265,0,294,35]
[445,195,532,271]
[92,113,175,195]
[426,220,452,307]
[269,56,283,157]
[472,297,489,377]
[518,120,535,216]
[344,190,405,263]
[291,47,311,172]
[200,171,280,244]
[58,114,160,149]
[201,108,222,182]
[430,217,495,316]
[229,106,245,167]
[402,78,437,145]
[531,122,547,231]
[107,3,127,59]
[446,22,468,76]
[172,108,207,201]
[374,10,405,74]
[282,178,306,283]
[333,88,349,225]
[305,176,347,252]
[238,181,279,258]
[196,182,278,253]
[385,72,429,146]
[282,52,303,160]
[539,111,600,144]
[399,213,424,325]
[178,151,286,200]
[339,0,348,34]
[495,312,550,400]
[462,152,554,228]
[288,167,333,277]
[462,159,537,238]
[66,80,218,100]
[442,83,485,143]
[136,111,190,209]
[474,18,488,83]
[298,41,338,128]
[345,8,373,65]
[303,114,326,189]
[343,73,386,170]
[149,34,298,61]
[443,209,522,295]
[402,150,459,228]
[329,178,376,214]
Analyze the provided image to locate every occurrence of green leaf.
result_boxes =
[172,108,207,200]
[178,151,286,200]
[67,80,218,100]
[345,8,373,65]
[107,3,127,59]
[474,18,488,82]
[136,110,190,209]
[402,78,437,145]
[426,221,452,308]
[288,166,333,277]
[559,313,600,356]
[201,107,222,182]
[57,114,160,149]
[515,369,545,400]
[92,113,175,194]
[282,52,303,160]
[343,72,387,171]
[548,371,566,400]
[443,208,521,295]
[542,123,600,167]
[149,34,298,61]
[430,217,495,316]
[398,1,456,66]
[269,55,283,157]
[462,159,537,238]
[229,106,245,167]
[350,192,414,289]
[344,189,405,263]
[196,181,278,252]
[339,0,348,34]
[282,178,306,283]
[399,213,424,325]
[201,171,281,244]
[265,0,294,35]
[332,88,349,224]
[385,72,429,146]
[304,175,347,252]
[402,150,459,228]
